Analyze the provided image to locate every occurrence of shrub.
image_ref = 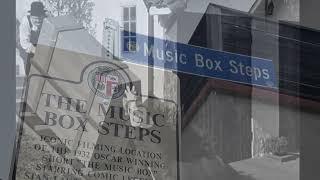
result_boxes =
[263,136,288,156]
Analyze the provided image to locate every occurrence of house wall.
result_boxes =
[165,0,256,44]
[301,0,320,30]
[181,3,304,162]
[250,0,299,22]
[250,0,301,156]
[182,91,252,163]
[250,17,280,157]
[270,0,299,22]
[300,1,320,179]
[252,99,301,155]
[300,110,320,179]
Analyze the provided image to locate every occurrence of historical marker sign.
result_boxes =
[14,16,179,180]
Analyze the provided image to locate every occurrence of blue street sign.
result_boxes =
[121,31,277,89]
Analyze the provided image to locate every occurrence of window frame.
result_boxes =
[122,6,137,52]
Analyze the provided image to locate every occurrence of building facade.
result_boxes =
[100,0,306,165]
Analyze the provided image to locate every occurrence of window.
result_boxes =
[122,6,137,52]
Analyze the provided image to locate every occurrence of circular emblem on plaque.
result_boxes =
[88,65,127,99]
